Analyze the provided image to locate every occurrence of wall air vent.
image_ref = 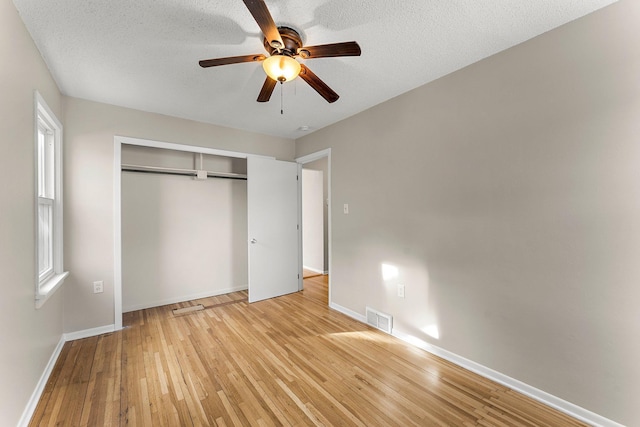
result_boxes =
[365,307,393,334]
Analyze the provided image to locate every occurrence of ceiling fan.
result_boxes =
[199,0,361,104]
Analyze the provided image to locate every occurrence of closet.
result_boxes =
[121,144,248,312]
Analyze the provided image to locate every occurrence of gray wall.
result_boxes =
[0,1,64,424]
[121,146,248,312]
[63,96,295,333]
[295,1,639,425]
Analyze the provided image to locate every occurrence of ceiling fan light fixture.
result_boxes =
[262,54,301,82]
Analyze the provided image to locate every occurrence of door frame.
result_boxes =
[113,135,272,330]
[295,148,332,305]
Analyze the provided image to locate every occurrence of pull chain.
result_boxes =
[280,81,284,115]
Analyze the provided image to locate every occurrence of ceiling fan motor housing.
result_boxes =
[264,26,303,57]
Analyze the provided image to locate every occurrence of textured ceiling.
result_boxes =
[13,0,617,139]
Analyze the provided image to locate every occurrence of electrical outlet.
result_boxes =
[397,284,405,298]
[93,281,104,294]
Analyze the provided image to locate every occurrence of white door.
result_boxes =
[248,157,300,303]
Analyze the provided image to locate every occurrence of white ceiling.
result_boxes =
[13,0,616,139]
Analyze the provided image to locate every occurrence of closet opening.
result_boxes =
[114,136,301,329]
[120,144,248,313]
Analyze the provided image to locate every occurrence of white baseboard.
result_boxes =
[328,304,622,427]
[20,325,117,425]
[303,266,325,274]
[391,330,624,427]
[122,285,248,313]
[17,336,65,427]
[329,302,366,323]
[64,324,116,341]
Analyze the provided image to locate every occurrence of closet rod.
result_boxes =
[121,164,247,180]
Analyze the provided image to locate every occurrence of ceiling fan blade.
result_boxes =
[242,0,284,50]
[257,76,277,102]
[199,54,265,68]
[299,64,339,103]
[298,41,361,59]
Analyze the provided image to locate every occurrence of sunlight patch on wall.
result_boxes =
[381,263,399,281]
[422,324,440,340]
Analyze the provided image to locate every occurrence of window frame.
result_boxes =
[34,91,68,308]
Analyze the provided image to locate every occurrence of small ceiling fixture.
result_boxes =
[262,54,301,82]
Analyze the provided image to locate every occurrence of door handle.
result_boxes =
[250,238,257,244]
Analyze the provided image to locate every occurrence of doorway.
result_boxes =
[297,148,331,304]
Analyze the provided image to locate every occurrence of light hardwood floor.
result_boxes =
[30,275,585,426]
[303,268,324,279]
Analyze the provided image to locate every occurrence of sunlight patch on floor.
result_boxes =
[326,330,388,343]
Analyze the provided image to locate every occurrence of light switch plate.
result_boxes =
[398,284,405,298]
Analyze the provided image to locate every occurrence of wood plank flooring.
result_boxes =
[30,275,585,426]
[303,269,324,279]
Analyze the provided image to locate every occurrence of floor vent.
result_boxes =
[365,307,393,334]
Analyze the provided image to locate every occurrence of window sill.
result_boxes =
[36,271,69,309]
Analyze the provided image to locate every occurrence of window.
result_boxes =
[35,92,68,308]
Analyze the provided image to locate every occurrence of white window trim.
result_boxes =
[35,91,68,308]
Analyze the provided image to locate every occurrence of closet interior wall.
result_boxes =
[121,145,248,312]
